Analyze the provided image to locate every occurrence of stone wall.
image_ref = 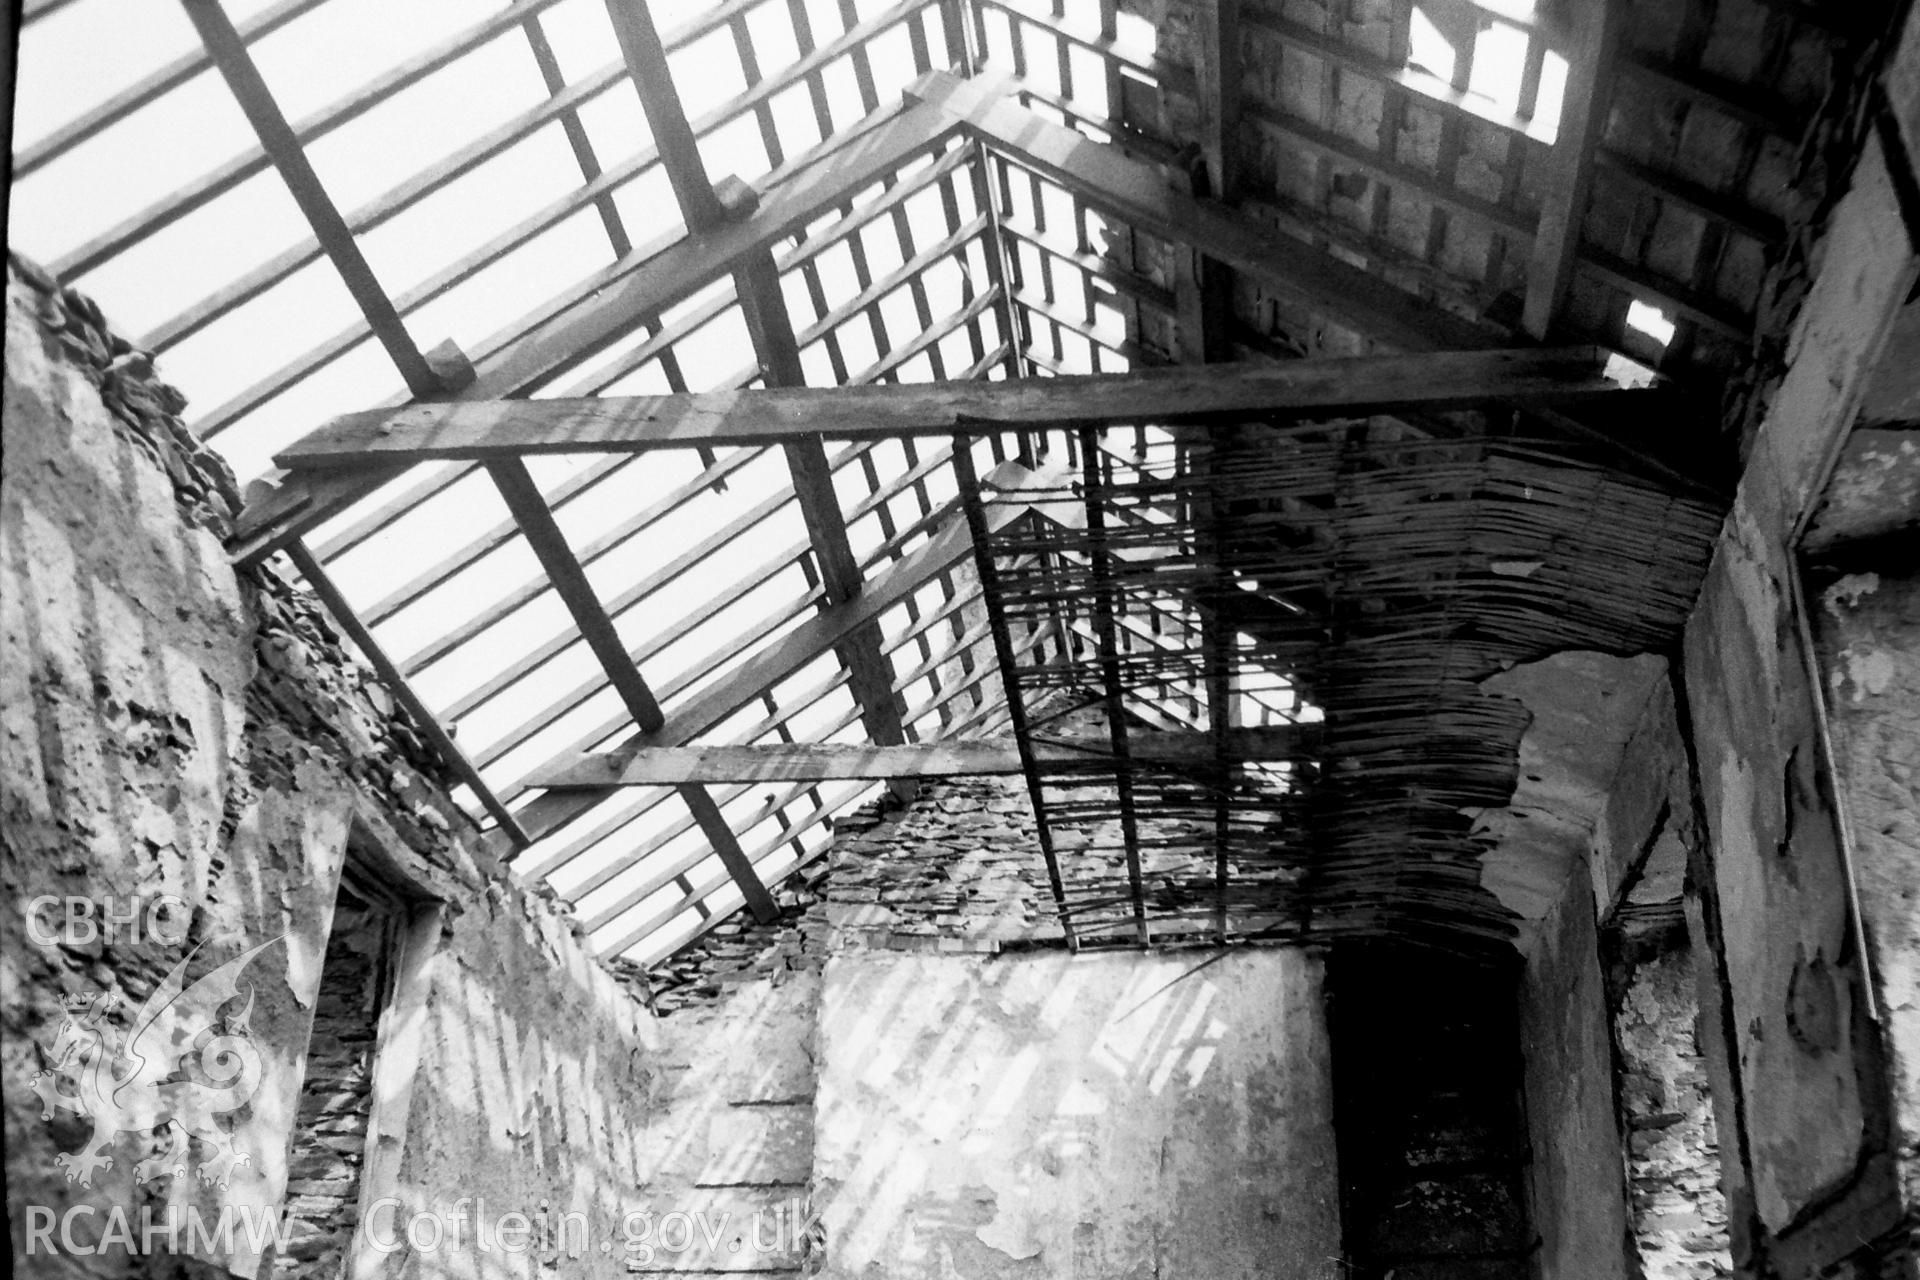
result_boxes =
[1519,872,1633,1280]
[822,774,1057,947]
[0,264,1349,1280]
[621,861,830,1016]
[658,770,1346,1278]
[1670,106,1920,1278]
[1613,939,1733,1279]
[622,968,822,1276]
[0,261,685,1280]
[1573,669,1737,1278]
[812,947,1340,1280]
[1811,562,1920,1229]
[275,876,393,1278]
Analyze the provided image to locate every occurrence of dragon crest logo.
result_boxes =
[30,935,285,1189]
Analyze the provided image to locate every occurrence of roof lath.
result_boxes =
[9,0,1849,960]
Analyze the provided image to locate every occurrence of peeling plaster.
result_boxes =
[813,950,1339,1280]
[1835,645,1899,702]
[1804,430,1920,552]
[3,267,665,1280]
[1468,651,1669,951]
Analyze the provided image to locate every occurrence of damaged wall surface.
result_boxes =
[1614,939,1733,1279]
[1,264,672,1280]
[1473,650,1669,947]
[655,775,1346,1280]
[0,279,1346,1280]
[1668,113,1920,1277]
[813,947,1340,1280]
[1519,872,1631,1280]
[1812,561,1920,1221]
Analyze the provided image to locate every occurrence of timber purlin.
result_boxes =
[224,94,975,567]
[528,728,1315,789]
[20,0,1826,960]
[272,348,1672,468]
[483,457,1067,860]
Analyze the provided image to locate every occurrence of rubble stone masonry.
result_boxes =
[0,259,695,1280]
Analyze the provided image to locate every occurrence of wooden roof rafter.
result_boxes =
[52,0,1016,955]
[228,94,979,565]
[11,0,1789,962]
[602,0,912,896]
[972,0,1829,366]
[241,344,1681,949]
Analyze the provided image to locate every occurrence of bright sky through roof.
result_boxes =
[1409,6,1457,84]
[15,0,1370,965]
[7,0,1149,966]
[1405,1,1566,141]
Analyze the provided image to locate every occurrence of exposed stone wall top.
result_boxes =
[4,259,665,1280]
[824,775,1059,949]
[7,253,470,874]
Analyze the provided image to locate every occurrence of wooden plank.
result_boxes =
[461,95,960,400]
[1079,428,1152,944]
[603,0,728,229]
[284,541,529,847]
[366,448,754,629]
[1053,0,1785,256]
[1230,95,1756,341]
[911,71,1504,352]
[486,458,665,732]
[528,727,1313,787]
[734,249,916,773]
[279,347,1662,466]
[59,0,573,282]
[523,16,631,257]
[182,0,442,397]
[488,459,777,922]
[676,784,779,922]
[227,94,966,563]
[448,396,969,755]
[195,11,944,449]
[14,0,327,180]
[1002,217,1178,314]
[409,455,793,679]
[542,742,1033,792]
[229,464,409,568]
[603,686,1024,961]
[1621,50,1799,138]
[151,60,629,355]
[432,379,982,797]
[1594,149,1783,245]
[489,458,1068,858]
[605,0,911,797]
[1173,0,1239,371]
[1192,0,1244,201]
[795,215,991,347]
[1523,0,1620,340]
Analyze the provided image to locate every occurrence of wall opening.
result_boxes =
[273,863,406,1279]
[1330,943,1534,1280]
[1602,814,1734,1280]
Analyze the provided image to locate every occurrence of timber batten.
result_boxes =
[16,0,1834,963]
